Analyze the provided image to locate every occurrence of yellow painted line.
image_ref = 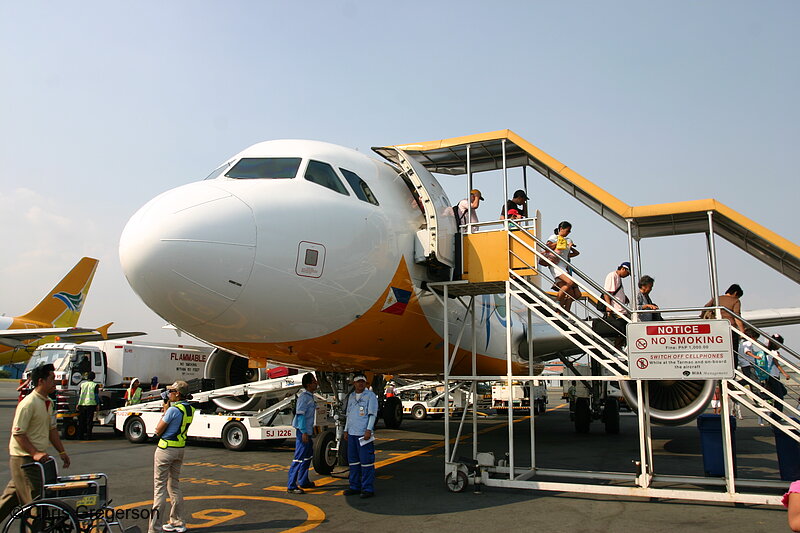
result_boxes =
[117,494,324,533]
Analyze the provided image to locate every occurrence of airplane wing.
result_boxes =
[57,330,147,343]
[0,327,95,348]
[742,308,800,329]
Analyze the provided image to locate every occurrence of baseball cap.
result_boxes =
[513,189,529,200]
[353,373,367,382]
[470,189,484,201]
[507,208,520,217]
[619,261,631,271]
[168,380,189,396]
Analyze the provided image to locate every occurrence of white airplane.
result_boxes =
[119,138,800,430]
[119,140,557,371]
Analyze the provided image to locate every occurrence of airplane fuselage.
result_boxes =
[120,140,564,375]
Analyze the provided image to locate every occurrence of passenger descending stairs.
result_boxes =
[508,224,628,377]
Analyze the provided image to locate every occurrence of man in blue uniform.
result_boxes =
[287,372,318,494]
[344,373,378,498]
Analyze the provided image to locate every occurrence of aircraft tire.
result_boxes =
[575,398,591,434]
[383,397,403,429]
[604,397,621,434]
[312,430,337,475]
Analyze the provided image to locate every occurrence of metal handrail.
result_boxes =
[507,272,629,374]
[505,219,633,318]
[458,216,537,233]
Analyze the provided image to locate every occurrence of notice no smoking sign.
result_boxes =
[627,320,734,380]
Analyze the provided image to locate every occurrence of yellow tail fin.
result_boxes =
[18,257,99,327]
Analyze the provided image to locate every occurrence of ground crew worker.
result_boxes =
[125,377,142,406]
[77,371,100,440]
[0,363,70,522]
[287,373,318,494]
[568,381,577,420]
[148,380,194,533]
[343,373,378,499]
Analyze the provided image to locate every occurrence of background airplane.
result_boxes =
[0,257,145,365]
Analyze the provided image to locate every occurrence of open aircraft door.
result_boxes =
[391,148,457,271]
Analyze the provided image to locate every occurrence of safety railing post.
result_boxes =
[505,279,515,479]
[443,284,450,465]
[720,379,736,495]
[706,211,721,315]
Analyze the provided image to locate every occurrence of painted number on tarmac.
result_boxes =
[181,477,252,488]
[118,495,325,533]
[189,508,246,528]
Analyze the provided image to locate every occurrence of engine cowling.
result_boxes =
[204,348,267,411]
[619,379,716,425]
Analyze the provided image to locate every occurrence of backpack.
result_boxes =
[753,351,771,381]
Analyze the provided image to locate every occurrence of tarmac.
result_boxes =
[0,381,793,532]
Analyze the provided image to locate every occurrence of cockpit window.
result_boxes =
[340,168,379,206]
[304,160,349,195]
[225,158,302,179]
[204,161,233,180]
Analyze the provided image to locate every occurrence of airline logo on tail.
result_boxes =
[52,291,84,312]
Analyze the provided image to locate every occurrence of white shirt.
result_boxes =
[604,271,629,314]
[457,199,478,233]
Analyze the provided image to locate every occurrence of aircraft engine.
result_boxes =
[204,348,267,411]
[619,379,716,426]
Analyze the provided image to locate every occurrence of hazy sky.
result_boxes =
[2,2,798,346]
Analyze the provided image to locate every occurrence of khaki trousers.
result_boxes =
[148,446,186,533]
[0,456,42,522]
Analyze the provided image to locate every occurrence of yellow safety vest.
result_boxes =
[125,386,142,406]
[157,402,194,449]
[78,381,98,406]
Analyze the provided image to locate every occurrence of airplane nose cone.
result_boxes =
[120,182,256,328]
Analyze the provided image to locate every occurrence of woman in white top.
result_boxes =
[545,221,581,311]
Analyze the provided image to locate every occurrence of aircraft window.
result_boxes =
[340,168,380,206]
[225,157,302,179]
[304,249,319,266]
[204,160,233,180]
[304,160,349,195]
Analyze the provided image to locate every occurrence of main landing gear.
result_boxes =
[312,372,404,475]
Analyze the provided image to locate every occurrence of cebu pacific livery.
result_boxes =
[0,257,145,365]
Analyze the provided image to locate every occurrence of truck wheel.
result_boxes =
[604,398,620,435]
[312,430,337,475]
[222,421,249,451]
[575,398,591,434]
[411,404,427,420]
[124,416,148,444]
[61,420,78,440]
[383,397,403,429]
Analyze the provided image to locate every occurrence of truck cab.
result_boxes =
[23,343,109,439]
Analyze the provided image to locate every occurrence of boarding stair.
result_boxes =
[721,324,800,442]
[503,221,630,377]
